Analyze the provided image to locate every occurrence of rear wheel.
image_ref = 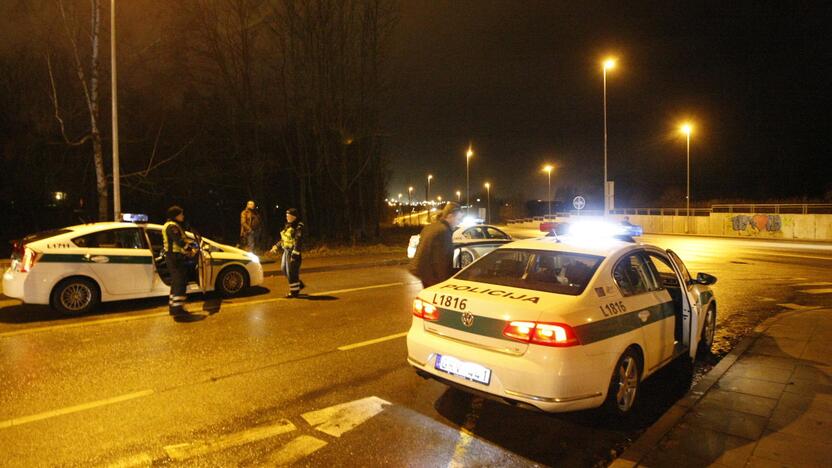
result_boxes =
[698,306,716,357]
[603,348,642,416]
[216,266,248,297]
[51,277,100,316]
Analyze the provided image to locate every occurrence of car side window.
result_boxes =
[613,253,658,296]
[666,250,693,287]
[73,228,145,249]
[485,227,509,239]
[463,227,485,239]
[646,253,679,289]
[145,229,164,255]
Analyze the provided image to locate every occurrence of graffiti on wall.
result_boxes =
[729,214,782,237]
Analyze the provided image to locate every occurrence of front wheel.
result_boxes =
[216,267,248,297]
[698,306,716,357]
[51,277,100,316]
[603,348,642,416]
[459,251,475,267]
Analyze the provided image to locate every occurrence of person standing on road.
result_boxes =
[271,208,305,298]
[163,206,198,319]
[410,202,464,288]
[240,200,260,252]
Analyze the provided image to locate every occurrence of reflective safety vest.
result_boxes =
[280,225,296,249]
[162,221,187,254]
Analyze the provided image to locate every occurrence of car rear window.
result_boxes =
[21,229,72,244]
[455,248,603,295]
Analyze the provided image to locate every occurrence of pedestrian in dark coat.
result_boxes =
[410,202,464,288]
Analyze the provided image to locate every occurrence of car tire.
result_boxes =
[697,306,716,358]
[603,348,642,416]
[459,251,474,267]
[51,277,100,316]
[216,266,248,297]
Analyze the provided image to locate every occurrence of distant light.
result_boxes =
[484,182,490,189]
[542,164,554,173]
[476,198,481,202]
[466,146,474,159]
[680,122,694,136]
[428,174,433,181]
[603,57,617,71]
[53,191,67,201]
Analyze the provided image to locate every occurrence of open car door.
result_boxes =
[196,239,213,292]
[666,249,700,358]
[144,227,172,287]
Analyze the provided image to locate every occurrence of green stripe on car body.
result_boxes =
[40,254,153,264]
[433,300,676,345]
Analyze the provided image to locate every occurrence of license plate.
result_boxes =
[435,354,492,385]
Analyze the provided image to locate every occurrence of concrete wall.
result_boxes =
[505,213,832,242]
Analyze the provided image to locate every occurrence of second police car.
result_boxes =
[3,214,264,315]
[407,221,717,415]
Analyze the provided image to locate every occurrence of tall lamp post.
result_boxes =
[602,57,616,217]
[407,186,413,225]
[466,145,474,214]
[111,0,121,220]
[484,182,491,224]
[456,190,461,202]
[680,122,693,233]
[543,165,554,217]
[426,174,433,205]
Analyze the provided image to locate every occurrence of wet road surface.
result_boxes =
[1,235,830,466]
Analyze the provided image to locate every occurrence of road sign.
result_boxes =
[573,196,586,210]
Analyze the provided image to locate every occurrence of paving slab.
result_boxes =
[752,430,832,467]
[714,374,787,400]
[697,388,778,418]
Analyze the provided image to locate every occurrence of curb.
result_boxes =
[263,258,409,277]
[610,306,817,468]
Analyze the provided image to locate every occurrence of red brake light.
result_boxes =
[20,248,39,273]
[503,321,579,347]
[412,299,439,321]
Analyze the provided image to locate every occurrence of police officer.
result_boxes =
[271,208,305,297]
[162,206,196,317]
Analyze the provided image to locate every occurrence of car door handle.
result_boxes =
[89,255,110,264]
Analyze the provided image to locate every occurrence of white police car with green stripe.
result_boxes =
[3,216,263,315]
[407,221,717,415]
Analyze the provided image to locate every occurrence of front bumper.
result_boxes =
[406,319,609,412]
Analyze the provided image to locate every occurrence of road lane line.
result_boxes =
[106,453,154,468]
[448,397,484,468]
[337,331,408,351]
[0,389,154,430]
[798,288,832,294]
[794,282,832,287]
[163,419,296,461]
[1,282,409,339]
[267,435,327,465]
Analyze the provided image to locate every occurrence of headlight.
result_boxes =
[246,252,260,263]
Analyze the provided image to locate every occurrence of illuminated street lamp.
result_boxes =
[456,190,461,202]
[466,145,474,213]
[602,56,617,216]
[408,186,414,225]
[484,182,491,224]
[426,174,433,204]
[680,122,694,233]
[542,165,554,217]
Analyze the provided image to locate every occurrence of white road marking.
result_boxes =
[302,396,390,438]
[0,389,154,430]
[0,282,407,339]
[794,282,832,287]
[448,397,484,468]
[337,331,408,351]
[798,288,832,294]
[106,452,154,468]
[163,419,296,461]
[267,435,328,465]
[778,303,822,310]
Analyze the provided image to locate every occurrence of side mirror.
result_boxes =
[695,272,717,286]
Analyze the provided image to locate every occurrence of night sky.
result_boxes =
[385,1,832,208]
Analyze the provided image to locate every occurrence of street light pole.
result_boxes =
[111,0,121,221]
[680,123,693,233]
[408,186,413,226]
[426,174,433,206]
[602,57,616,217]
[466,145,474,214]
[543,165,553,217]
[484,182,491,224]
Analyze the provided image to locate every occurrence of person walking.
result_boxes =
[271,208,305,298]
[162,206,198,319]
[239,200,260,252]
[410,202,464,288]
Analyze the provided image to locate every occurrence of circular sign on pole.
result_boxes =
[573,196,586,211]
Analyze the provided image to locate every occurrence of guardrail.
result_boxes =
[711,204,832,214]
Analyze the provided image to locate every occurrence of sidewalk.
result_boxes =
[612,306,832,467]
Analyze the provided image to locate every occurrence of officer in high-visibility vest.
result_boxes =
[162,206,196,317]
[270,208,305,297]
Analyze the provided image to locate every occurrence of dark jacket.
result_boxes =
[411,219,454,287]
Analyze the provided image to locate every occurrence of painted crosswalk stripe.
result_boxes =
[337,331,408,351]
[0,389,154,430]
[302,396,390,438]
[267,435,328,465]
[163,419,297,461]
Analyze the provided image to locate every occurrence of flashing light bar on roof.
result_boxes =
[121,213,149,223]
[565,220,642,240]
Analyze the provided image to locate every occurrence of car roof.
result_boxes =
[499,236,644,258]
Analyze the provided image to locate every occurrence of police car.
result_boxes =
[3,214,264,315]
[407,221,717,415]
[407,222,513,267]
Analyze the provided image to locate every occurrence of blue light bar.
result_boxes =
[121,213,149,223]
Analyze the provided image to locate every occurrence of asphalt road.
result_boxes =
[1,234,831,467]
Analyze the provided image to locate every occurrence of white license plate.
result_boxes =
[435,354,492,385]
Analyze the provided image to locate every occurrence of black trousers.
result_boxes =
[166,253,188,312]
[282,249,303,295]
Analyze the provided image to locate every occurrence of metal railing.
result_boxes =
[710,203,832,214]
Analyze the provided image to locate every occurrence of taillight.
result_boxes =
[412,299,439,321]
[20,248,39,273]
[503,321,579,347]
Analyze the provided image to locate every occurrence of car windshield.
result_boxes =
[455,248,603,295]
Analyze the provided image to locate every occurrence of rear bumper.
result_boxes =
[2,268,49,304]
[406,319,609,412]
